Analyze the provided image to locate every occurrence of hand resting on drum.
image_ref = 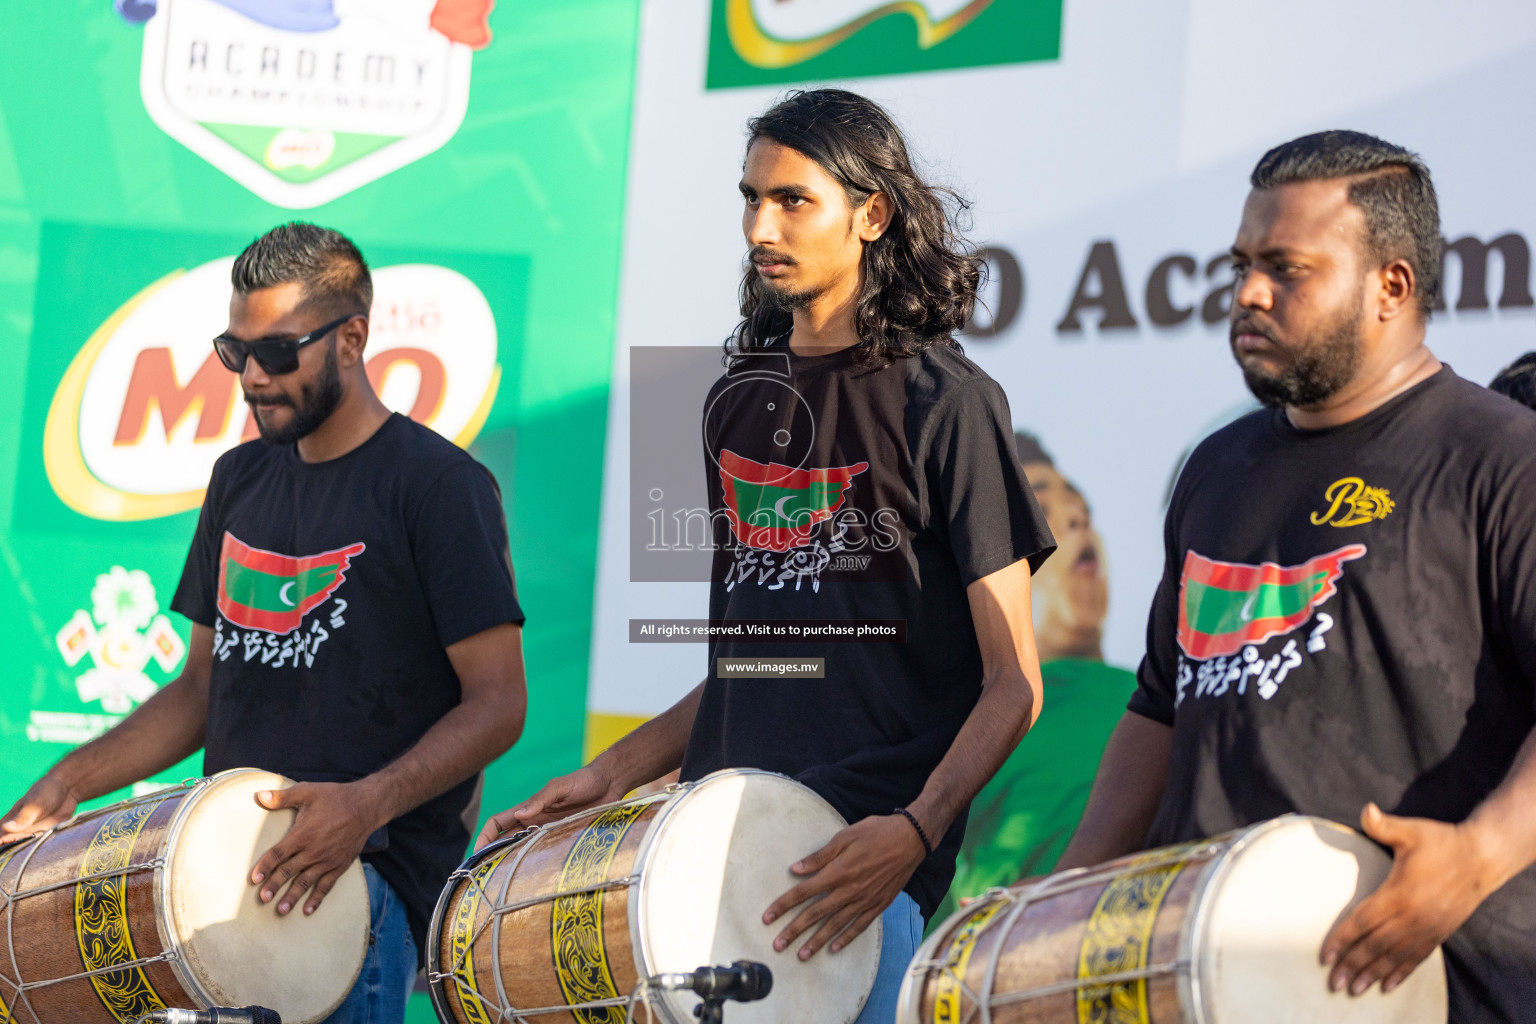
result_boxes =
[1321,802,1513,998]
[249,782,388,916]
[475,763,628,846]
[0,774,79,843]
[476,681,708,851]
[762,813,928,961]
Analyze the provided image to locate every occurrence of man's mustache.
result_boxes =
[1231,312,1282,347]
[748,245,797,267]
[244,392,294,407]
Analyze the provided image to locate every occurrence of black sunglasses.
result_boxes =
[213,314,359,375]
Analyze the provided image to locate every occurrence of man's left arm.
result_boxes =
[1322,725,1536,996]
[764,559,1043,958]
[249,622,527,915]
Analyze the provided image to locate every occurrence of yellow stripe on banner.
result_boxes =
[550,804,647,1024]
[584,712,651,765]
[449,847,513,1024]
[75,801,166,1021]
[1075,857,1190,1024]
[931,899,1006,1024]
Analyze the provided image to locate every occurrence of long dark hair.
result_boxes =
[729,89,982,363]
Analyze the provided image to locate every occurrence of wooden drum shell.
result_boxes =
[0,790,198,1024]
[432,797,665,1024]
[900,816,1450,1024]
[903,845,1204,1024]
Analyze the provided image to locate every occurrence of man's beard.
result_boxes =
[1233,296,1364,408]
[248,343,344,446]
[748,244,822,312]
[763,281,822,312]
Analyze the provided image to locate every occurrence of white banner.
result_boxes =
[589,0,1536,746]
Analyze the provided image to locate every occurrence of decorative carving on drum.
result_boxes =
[900,815,1449,1024]
[0,769,368,1024]
[429,769,882,1024]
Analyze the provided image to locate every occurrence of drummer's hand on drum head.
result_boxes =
[475,765,623,851]
[1321,803,1492,997]
[763,813,928,961]
[250,782,383,917]
[0,775,78,844]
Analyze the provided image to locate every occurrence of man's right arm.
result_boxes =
[0,623,214,839]
[474,679,705,849]
[1052,711,1173,871]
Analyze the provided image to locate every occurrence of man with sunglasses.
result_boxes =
[0,223,528,1024]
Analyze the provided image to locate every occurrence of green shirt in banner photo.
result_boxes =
[934,658,1134,926]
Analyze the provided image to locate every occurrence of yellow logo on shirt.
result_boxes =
[1310,477,1395,528]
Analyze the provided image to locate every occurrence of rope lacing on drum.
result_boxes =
[905,841,1229,1024]
[0,782,203,1024]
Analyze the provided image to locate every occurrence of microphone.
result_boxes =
[135,1008,281,1024]
[649,961,773,1003]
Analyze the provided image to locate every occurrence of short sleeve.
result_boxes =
[926,378,1055,586]
[170,465,226,628]
[1128,487,1184,726]
[1488,449,1536,692]
[411,460,525,648]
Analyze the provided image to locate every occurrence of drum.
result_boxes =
[899,815,1448,1024]
[428,768,882,1024]
[0,768,368,1024]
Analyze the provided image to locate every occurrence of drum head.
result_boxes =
[637,770,881,1024]
[1198,816,1448,1024]
[165,770,370,1024]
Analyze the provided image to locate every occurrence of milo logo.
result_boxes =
[706,0,1062,89]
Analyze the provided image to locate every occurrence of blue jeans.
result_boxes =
[320,864,418,1024]
[854,892,925,1024]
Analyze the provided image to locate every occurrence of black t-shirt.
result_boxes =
[171,413,524,958]
[1132,367,1536,1022]
[678,341,1054,920]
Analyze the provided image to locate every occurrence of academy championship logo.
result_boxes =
[217,532,364,634]
[1177,545,1366,661]
[706,0,1061,89]
[132,0,493,207]
[718,449,868,553]
[43,255,500,522]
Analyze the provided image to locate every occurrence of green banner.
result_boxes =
[0,5,637,1018]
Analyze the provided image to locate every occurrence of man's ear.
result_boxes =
[336,315,370,369]
[1378,258,1416,322]
[858,192,893,242]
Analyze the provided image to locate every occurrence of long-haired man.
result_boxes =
[481,89,1055,1020]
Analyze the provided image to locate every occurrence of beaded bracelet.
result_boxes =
[895,807,933,858]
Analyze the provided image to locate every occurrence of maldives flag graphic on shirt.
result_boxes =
[1177,544,1366,660]
[216,532,365,635]
[718,449,869,553]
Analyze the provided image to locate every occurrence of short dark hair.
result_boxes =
[1490,352,1536,411]
[731,89,982,363]
[1250,130,1440,318]
[232,222,372,317]
[1014,431,1052,466]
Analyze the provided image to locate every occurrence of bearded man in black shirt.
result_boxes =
[1055,131,1536,1022]
[0,223,529,1024]
[480,89,1055,1022]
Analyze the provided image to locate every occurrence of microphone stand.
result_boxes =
[693,996,728,1024]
